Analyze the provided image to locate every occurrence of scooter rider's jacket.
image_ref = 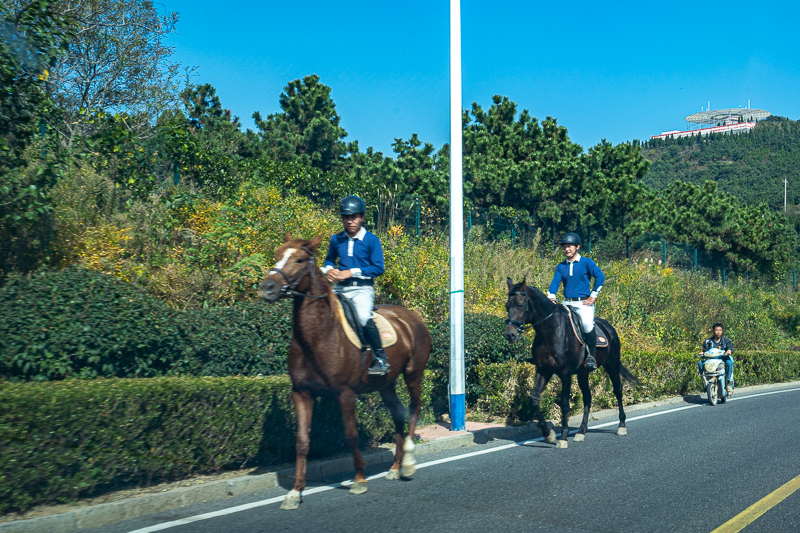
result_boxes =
[702,336,734,355]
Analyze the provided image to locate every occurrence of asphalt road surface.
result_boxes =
[89,384,800,533]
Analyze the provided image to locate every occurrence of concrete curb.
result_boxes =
[3,380,798,533]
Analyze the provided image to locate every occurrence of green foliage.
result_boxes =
[642,119,800,210]
[468,350,800,424]
[45,0,179,143]
[254,74,348,172]
[0,267,295,381]
[582,140,651,236]
[651,180,796,273]
[0,374,434,513]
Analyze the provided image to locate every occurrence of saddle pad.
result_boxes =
[596,331,609,348]
[562,304,609,348]
[333,299,398,349]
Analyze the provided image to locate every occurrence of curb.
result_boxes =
[3,380,798,533]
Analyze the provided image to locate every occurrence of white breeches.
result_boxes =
[335,285,375,326]
[563,301,595,332]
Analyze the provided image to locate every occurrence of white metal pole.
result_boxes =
[449,0,465,431]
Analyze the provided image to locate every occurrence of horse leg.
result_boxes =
[530,372,555,444]
[401,370,424,477]
[573,372,592,443]
[379,384,409,480]
[556,375,572,449]
[607,362,628,436]
[281,390,313,510]
[338,388,368,494]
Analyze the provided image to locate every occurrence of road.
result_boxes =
[89,384,800,533]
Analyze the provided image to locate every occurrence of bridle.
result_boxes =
[269,246,327,299]
[505,290,558,334]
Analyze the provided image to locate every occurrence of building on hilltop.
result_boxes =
[651,106,771,140]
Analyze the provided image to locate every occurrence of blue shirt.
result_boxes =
[322,226,385,281]
[548,254,605,299]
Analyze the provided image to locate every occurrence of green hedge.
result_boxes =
[0,267,292,380]
[0,374,434,514]
[469,349,800,424]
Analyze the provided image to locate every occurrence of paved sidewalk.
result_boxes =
[2,380,798,533]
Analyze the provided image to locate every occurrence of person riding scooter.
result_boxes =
[699,323,734,395]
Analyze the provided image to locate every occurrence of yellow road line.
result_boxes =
[712,473,800,533]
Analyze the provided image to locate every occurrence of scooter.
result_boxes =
[698,348,729,406]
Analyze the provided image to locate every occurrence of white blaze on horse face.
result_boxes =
[271,248,297,273]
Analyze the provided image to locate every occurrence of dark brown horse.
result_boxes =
[503,278,638,448]
[258,233,431,510]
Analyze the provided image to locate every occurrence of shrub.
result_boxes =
[0,267,293,381]
[0,374,434,514]
[467,350,800,424]
[0,267,189,381]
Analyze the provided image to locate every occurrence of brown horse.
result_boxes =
[258,233,432,510]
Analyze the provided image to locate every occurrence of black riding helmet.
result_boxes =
[340,195,366,216]
[559,232,582,246]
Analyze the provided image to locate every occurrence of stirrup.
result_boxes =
[368,358,390,376]
[584,355,597,370]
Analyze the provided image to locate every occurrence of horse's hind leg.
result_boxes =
[573,372,592,443]
[556,374,572,448]
[338,389,368,494]
[607,360,628,436]
[379,384,412,479]
[530,372,555,444]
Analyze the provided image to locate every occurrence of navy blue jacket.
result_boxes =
[322,227,385,281]
[548,254,605,299]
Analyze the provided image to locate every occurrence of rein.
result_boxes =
[269,247,328,299]
[505,291,558,333]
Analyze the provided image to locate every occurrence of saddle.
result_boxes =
[334,295,397,349]
[561,304,609,358]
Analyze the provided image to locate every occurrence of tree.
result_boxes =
[581,140,652,238]
[253,74,348,172]
[0,0,68,168]
[35,0,179,146]
[0,0,70,278]
[462,95,585,227]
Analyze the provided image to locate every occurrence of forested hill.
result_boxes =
[640,117,800,209]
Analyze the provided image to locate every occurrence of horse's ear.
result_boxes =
[506,277,514,293]
[309,234,323,251]
[521,275,527,287]
[284,231,292,243]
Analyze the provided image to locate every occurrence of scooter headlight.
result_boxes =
[704,360,725,373]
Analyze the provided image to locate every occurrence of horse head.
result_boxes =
[258,232,324,302]
[504,276,529,344]
[504,276,554,343]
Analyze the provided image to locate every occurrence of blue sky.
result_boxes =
[161,0,800,156]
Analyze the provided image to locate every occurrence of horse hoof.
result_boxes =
[280,490,301,510]
[386,469,401,480]
[573,433,585,442]
[556,439,568,449]
[545,431,556,444]
[617,426,628,436]
[349,481,368,495]
[400,463,416,478]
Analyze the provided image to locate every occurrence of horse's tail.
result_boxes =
[619,364,639,384]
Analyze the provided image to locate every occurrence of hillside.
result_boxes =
[640,117,800,209]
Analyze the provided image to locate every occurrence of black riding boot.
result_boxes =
[584,329,597,370]
[363,319,390,376]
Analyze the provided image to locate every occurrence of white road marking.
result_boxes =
[126,385,800,532]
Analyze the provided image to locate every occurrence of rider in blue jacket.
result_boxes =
[321,195,389,375]
[548,232,606,370]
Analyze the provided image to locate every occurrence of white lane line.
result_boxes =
[127,385,800,532]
